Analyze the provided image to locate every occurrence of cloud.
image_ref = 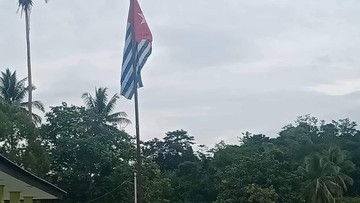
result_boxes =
[157,27,257,69]
[309,78,360,96]
[2,0,360,147]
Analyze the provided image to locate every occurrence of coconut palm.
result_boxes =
[300,154,340,203]
[300,148,355,203]
[82,87,131,128]
[326,147,355,197]
[0,69,44,124]
[17,0,48,119]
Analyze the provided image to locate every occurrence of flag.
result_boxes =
[120,0,153,99]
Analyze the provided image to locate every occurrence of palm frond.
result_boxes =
[104,93,120,115]
[14,89,27,103]
[325,178,342,199]
[106,113,131,125]
[110,111,128,118]
[18,77,27,84]
[17,103,42,125]
[17,0,49,19]
[339,173,354,186]
[18,0,34,14]
[340,160,356,173]
[14,79,27,102]
[82,92,95,109]
[20,102,27,108]
[95,87,108,113]
[322,180,336,201]
[20,100,44,112]
[31,112,42,125]
[31,100,45,112]
[84,87,131,129]
[0,69,27,103]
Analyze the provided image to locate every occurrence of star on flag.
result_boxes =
[138,13,147,24]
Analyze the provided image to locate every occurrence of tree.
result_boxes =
[142,160,172,203]
[169,160,217,203]
[299,148,354,203]
[0,68,44,124]
[240,132,270,145]
[143,130,217,202]
[17,0,49,119]
[41,103,135,202]
[246,184,278,203]
[300,154,339,203]
[0,101,49,177]
[82,87,130,128]
[143,130,198,171]
[214,138,303,203]
[326,147,355,197]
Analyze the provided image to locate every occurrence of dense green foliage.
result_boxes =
[0,101,49,177]
[140,115,360,203]
[41,103,135,202]
[2,70,360,202]
[0,69,45,124]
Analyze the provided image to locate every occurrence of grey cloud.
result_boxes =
[2,0,360,147]
[156,27,259,69]
[137,89,360,146]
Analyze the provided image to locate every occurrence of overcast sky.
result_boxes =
[1,0,360,146]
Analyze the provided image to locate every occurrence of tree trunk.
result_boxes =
[25,9,32,119]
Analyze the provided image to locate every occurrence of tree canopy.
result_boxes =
[0,68,44,124]
[2,74,360,202]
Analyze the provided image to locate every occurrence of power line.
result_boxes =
[84,178,132,203]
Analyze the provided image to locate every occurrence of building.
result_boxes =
[0,155,66,203]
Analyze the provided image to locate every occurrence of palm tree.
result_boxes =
[17,0,48,119]
[300,147,355,203]
[300,154,340,203]
[326,147,355,197]
[82,87,131,128]
[0,69,44,124]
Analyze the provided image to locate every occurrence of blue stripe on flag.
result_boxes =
[137,48,152,87]
[136,41,152,87]
[121,36,152,99]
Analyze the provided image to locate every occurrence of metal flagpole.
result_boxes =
[134,83,143,203]
[134,172,137,203]
[130,0,144,202]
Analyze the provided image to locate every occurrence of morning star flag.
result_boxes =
[120,0,153,99]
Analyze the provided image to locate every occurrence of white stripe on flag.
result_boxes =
[138,44,151,65]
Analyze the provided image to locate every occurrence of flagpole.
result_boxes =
[130,0,144,202]
[134,78,143,203]
[134,172,137,203]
